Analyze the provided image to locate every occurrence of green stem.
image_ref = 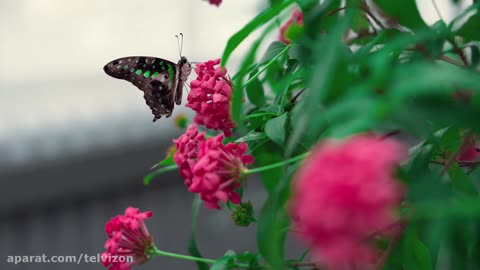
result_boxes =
[242,44,292,89]
[245,152,309,174]
[152,247,251,268]
[152,247,217,264]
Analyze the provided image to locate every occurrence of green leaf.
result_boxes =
[402,229,433,270]
[235,132,268,143]
[287,11,352,156]
[447,163,479,196]
[209,251,236,270]
[220,0,295,66]
[373,0,427,30]
[455,13,480,42]
[388,63,480,102]
[256,175,290,269]
[246,69,266,107]
[143,164,178,186]
[152,151,175,169]
[265,113,288,146]
[231,22,279,126]
[260,42,287,65]
[347,0,369,34]
[253,142,284,192]
[188,196,209,270]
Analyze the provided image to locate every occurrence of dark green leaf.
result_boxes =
[347,0,370,34]
[447,163,478,196]
[373,0,427,30]
[256,176,290,269]
[287,9,352,156]
[456,13,480,42]
[402,229,433,270]
[253,142,284,192]
[246,69,266,107]
[265,113,288,146]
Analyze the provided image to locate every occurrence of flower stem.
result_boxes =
[152,247,251,268]
[245,152,309,174]
[243,44,292,89]
[152,247,217,264]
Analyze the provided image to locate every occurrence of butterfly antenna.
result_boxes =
[175,34,181,58]
[180,33,184,57]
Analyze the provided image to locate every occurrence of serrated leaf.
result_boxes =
[265,114,288,146]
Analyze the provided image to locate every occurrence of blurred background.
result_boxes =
[0,0,473,269]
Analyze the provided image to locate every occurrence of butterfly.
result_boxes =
[103,55,192,121]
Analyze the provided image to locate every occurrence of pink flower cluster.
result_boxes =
[102,207,154,270]
[174,124,253,209]
[186,59,235,137]
[289,135,407,269]
[173,125,205,187]
[279,9,303,44]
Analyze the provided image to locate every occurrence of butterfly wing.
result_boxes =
[103,56,178,120]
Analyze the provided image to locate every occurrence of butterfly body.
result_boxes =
[104,56,191,121]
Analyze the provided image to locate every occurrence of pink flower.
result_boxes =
[458,135,480,163]
[279,9,304,44]
[173,125,206,187]
[207,0,222,6]
[189,134,253,209]
[186,59,235,137]
[289,135,407,269]
[102,207,155,270]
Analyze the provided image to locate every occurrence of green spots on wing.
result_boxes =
[151,71,160,78]
[167,64,174,89]
[136,69,142,75]
[123,65,128,70]
[143,70,151,78]
[130,68,135,73]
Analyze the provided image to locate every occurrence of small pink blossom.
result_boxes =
[102,207,155,270]
[173,125,206,187]
[207,0,222,6]
[279,9,304,44]
[189,134,253,209]
[186,59,235,136]
[290,135,407,269]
